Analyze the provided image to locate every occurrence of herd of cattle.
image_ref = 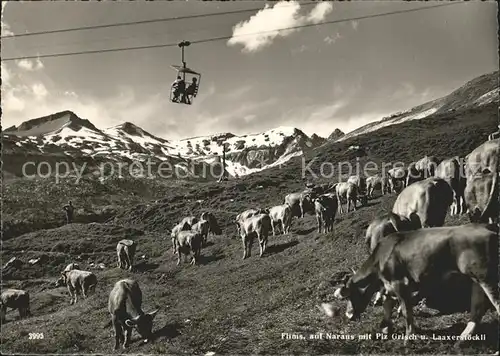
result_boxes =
[1,134,499,350]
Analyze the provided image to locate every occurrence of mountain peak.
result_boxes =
[3,110,101,137]
[106,122,169,144]
[328,128,345,140]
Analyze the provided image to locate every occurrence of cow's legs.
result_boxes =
[112,317,123,350]
[479,281,500,316]
[459,282,487,340]
[172,238,177,255]
[258,233,264,257]
[248,235,253,258]
[68,285,75,305]
[317,216,322,233]
[242,236,248,259]
[177,249,182,265]
[300,204,305,218]
[271,221,276,236]
[380,295,396,334]
[281,220,286,235]
[123,327,132,348]
[397,286,415,343]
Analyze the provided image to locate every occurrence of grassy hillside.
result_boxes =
[1,101,498,354]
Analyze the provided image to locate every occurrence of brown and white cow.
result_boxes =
[117,239,137,271]
[268,204,293,235]
[239,213,272,259]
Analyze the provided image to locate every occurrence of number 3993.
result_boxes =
[29,333,44,339]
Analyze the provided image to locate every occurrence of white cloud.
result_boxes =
[16,58,44,71]
[4,91,26,112]
[1,63,11,87]
[228,1,333,53]
[324,32,342,45]
[32,83,48,99]
[1,2,14,37]
[307,2,333,24]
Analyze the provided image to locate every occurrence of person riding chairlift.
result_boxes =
[171,76,186,103]
[184,77,198,104]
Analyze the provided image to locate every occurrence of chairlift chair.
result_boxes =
[170,40,201,105]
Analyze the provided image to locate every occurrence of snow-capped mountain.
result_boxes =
[2,111,324,179]
[338,71,499,142]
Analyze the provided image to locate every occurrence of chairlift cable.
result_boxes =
[2,2,463,62]
[0,2,319,39]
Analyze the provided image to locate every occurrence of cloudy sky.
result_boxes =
[1,1,498,140]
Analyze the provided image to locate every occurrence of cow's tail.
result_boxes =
[480,171,498,222]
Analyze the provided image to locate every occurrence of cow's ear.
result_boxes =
[388,213,401,232]
[125,319,136,327]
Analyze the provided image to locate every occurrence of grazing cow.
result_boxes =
[57,269,97,305]
[415,155,440,178]
[108,279,159,350]
[63,262,80,272]
[387,167,407,193]
[336,182,358,213]
[268,204,292,235]
[1,289,31,322]
[117,239,137,271]
[435,157,466,215]
[239,213,272,259]
[366,175,388,198]
[171,221,191,254]
[314,194,338,233]
[391,177,453,229]
[175,230,203,266]
[285,191,315,218]
[330,224,499,345]
[464,138,499,223]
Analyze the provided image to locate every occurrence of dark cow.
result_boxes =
[1,289,31,322]
[330,224,499,345]
[108,279,159,350]
[314,194,338,233]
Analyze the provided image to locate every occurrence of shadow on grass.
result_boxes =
[134,262,160,272]
[295,227,316,235]
[266,240,299,255]
[153,321,183,341]
[198,254,225,265]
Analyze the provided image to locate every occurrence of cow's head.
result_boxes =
[333,270,380,321]
[124,309,159,343]
[55,271,69,287]
[388,212,419,232]
[257,208,270,215]
[365,216,397,253]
